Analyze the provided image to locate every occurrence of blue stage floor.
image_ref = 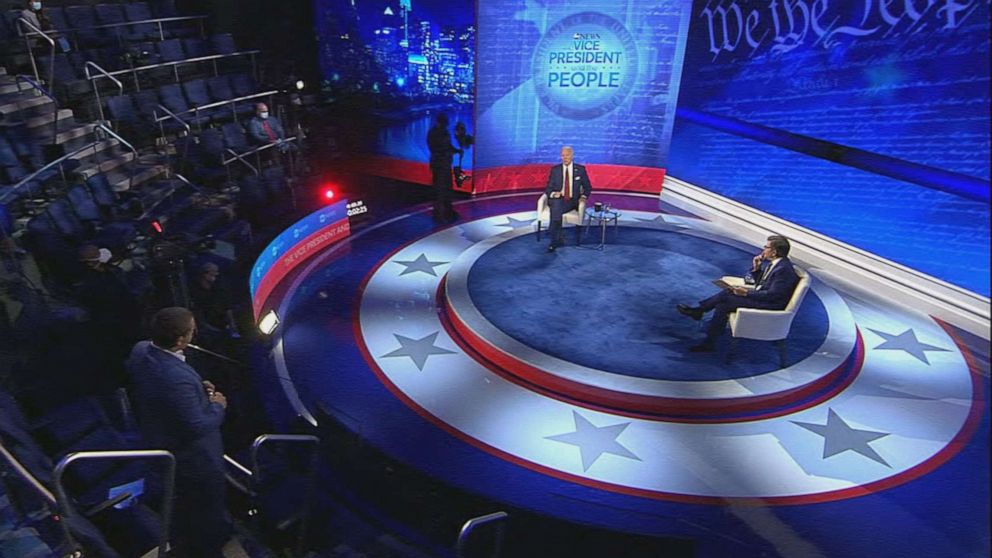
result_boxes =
[266,191,989,557]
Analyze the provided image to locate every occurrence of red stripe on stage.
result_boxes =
[335,156,664,195]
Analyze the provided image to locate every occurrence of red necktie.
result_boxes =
[262,120,277,142]
[564,166,571,199]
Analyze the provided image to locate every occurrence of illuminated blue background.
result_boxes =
[667,0,990,295]
[475,0,692,169]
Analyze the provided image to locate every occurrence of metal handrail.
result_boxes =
[224,147,259,175]
[174,173,209,196]
[189,90,278,114]
[15,74,61,143]
[87,50,262,81]
[153,102,191,135]
[250,434,320,556]
[16,17,55,90]
[0,442,57,506]
[224,454,253,477]
[54,450,175,558]
[22,14,209,38]
[84,61,124,122]
[222,136,298,169]
[456,512,508,558]
[0,137,103,204]
[96,123,138,191]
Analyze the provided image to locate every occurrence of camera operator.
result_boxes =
[427,113,461,222]
[74,244,144,386]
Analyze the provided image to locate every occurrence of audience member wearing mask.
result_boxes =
[247,102,292,153]
[19,1,70,51]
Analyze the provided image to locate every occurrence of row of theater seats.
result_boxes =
[0,0,184,47]
[39,33,245,101]
[106,73,259,139]
[0,387,167,557]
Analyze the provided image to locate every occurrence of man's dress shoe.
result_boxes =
[546,244,557,253]
[677,304,703,321]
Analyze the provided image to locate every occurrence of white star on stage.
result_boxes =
[546,411,641,472]
[793,408,891,467]
[635,215,686,229]
[393,253,450,277]
[496,216,536,229]
[381,332,456,370]
[868,328,949,365]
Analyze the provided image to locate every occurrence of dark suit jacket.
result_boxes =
[744,258,800,309]
[247,115,286,145]
[545,163,592,200]
[126,341,225,481]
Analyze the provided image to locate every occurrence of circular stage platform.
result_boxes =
[260,191,986,557]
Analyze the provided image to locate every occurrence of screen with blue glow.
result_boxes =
[313,0,474,165]
[475,0,692,169]
[667,0,990,295]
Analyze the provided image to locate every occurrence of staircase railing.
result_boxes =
[84,61,124,122]
[96,123,139,191]
[16,17,55,93]
[14,74,61,149]
[0,137,107,205]
[456,511,509,558]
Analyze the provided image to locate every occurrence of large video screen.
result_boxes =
[474,0,692,192]
[313,0,475,181]
[667,0,990,295]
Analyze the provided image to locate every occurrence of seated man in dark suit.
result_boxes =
[677,235,800,352]
[544,145,591,252]
[126,307,231,557]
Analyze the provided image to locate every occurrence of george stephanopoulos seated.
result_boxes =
[677,235,800,352]
[544,145,591,252]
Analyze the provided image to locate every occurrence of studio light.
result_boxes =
[258,310,280,335]
[295,79,305,90]
[322,187,335,201]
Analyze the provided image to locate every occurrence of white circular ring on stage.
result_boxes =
[442,225,858,412]
[356,211,979,502]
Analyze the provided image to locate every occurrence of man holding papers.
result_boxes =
[677,235,800,352]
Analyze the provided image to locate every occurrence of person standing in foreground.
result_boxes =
[126,307,231,557]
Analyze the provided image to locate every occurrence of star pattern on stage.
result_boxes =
[635,214,686,226]
[393,253,450,277]
[381,332,456,370]
[546,411,640,471]
[868,328,949,365]
[792,408,891,467]
[496,216,536,229]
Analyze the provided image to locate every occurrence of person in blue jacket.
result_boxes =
[127,307,231,557]
[677,235,800,352]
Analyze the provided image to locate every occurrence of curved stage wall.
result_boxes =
[250,199,351,320]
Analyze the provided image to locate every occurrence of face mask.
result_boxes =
[259,112,269,119]
[97,248,112,264]
[32,2,42,10]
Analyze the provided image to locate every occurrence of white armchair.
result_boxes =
[535,193,586,244]
[725,267,811,367]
